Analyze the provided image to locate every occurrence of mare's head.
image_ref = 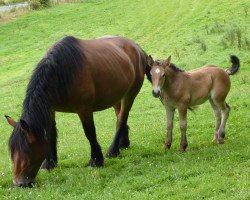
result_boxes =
[147,55,172,97]
[5,116,49,187]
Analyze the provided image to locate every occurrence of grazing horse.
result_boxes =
[5,36,152,187]
[148,55,240,152]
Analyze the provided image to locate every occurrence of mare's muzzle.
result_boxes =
[13,178,35,188]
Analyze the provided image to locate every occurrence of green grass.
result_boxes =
[0,0,250,199]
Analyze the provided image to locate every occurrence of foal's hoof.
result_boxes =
[178,145,187,152]
[178,148,186,153]
[213,132,225,144]
[164,142,172,149]
[86,158,104,167]
[106,149,120,158]
[41,159,57,170]
[216,137,224,144]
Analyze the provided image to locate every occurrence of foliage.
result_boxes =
[29,0,50,10]
[0,0,250,199]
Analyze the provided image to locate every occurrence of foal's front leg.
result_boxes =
[164,105,175,149]
[178,106,188,152]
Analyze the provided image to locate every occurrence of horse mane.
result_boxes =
[169,63,185,72]
[9,36,85,156]
[154,59,184,73]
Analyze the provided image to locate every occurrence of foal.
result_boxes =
[148,55,240,151]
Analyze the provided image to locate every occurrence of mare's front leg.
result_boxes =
[78,111,104,167]
[178,106,188,152]
[164,105,175,149]
[41,120,58,170]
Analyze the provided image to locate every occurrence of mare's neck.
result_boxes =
[22,83,52,139]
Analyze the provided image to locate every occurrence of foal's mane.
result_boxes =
[169,63,185,73]
[9,36,85,156]
[155,59,184,73]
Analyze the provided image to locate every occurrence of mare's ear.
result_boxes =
[164,56,171,66]
[20,119,36,144]
[147,55,154,66]
[5,115,17,128]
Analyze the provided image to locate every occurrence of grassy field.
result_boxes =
[0,0,249,199]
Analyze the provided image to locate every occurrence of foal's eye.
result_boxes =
[161,73,166,77]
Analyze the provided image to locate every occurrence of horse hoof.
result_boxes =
[178,148,185,153]
[178,146,187,152]
[41,159,57,170]
[106,150,120,158]
[216,138,224,144]
[164,142,172,149]
[118,141,130,150]
[86,158,104,167]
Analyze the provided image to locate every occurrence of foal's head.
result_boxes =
[147,55,172,97]
[6,116,49,187]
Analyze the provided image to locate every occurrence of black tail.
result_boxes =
[226,55,240,75]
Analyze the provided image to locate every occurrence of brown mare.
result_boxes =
[5,36,151,187]
[148,55,240,152]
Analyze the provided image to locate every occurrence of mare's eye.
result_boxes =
[161,73,166,77]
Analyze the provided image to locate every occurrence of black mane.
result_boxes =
[154,59,184,73]
[169,63,184,72]
[9,36,85,157]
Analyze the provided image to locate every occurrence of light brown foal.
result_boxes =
[148,55,240,151]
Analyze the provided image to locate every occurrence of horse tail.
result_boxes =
[226,55,240,76]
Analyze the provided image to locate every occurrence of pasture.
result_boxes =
[0,0,249,199]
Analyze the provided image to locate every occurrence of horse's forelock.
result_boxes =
[9,123,30,159]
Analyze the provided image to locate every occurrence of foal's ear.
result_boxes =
[20,119,36,144]
[147,55,154,66]
[164,56,171,66]
[5,115,17,128]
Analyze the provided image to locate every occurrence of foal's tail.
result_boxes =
[226,55,240,76]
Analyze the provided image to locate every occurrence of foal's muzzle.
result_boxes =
[152,87,161,98]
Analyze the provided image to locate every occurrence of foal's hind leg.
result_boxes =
[114,102,130,149]
[209,99,222,142]
[177,106,188,152]
[216,102,230,144]
[41,120,58,170]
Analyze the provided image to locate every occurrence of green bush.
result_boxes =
[29,0,50,10]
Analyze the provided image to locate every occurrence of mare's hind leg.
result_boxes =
[209,99,222,142]
[216,102,230,144]
[78,110,104,167]
[114,102,130,149]
[106,96,135,157]
[41,120,58,170]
